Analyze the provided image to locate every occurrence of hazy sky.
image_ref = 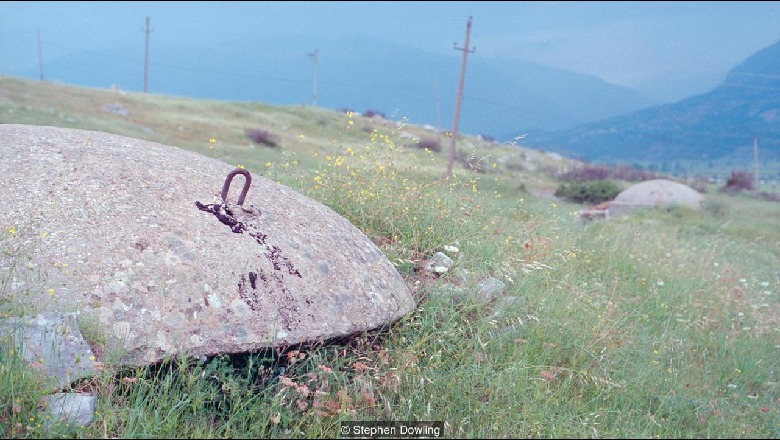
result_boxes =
[2,1,780,101]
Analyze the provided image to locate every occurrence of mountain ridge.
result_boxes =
[520,39,780,164]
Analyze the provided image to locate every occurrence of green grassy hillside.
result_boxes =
[1,75,778,439]
[0,75,571,190]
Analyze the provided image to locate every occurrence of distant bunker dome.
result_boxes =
[0,124,415,365]
[607,179,704,217]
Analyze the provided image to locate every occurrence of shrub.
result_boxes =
[759,192,780,202]
[610,164,659,182]
[554,179,622,204]
[722,170,754,192]
[456,150,494,174]
[558,165,610,182]
[244,128,278,148]
[462,156,487,173]
[363,109,386,119]
[558,164,658,183]
[415,138,441,152]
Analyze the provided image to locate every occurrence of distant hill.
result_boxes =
[9,35,654,138]
[521,39,780,163]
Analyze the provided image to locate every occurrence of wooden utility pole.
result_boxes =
[445,16,475,179]
[435,78,442,148]
[143,17,152,93]
[308,49,319,107]
[36,29,44,81]
[753,135,760,190]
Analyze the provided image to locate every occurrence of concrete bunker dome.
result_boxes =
[608,179,704,217]
[0,124,415,366]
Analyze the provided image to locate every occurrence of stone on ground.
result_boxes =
[41,393,96,427]
[0,313,97,391]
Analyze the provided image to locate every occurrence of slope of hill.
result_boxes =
[2,65,780,440]
[3,54,780,440]
[521,39,780,165]
[0,73,576,197]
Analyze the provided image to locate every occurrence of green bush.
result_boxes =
[722,169,754,192]
[554,179,621,204]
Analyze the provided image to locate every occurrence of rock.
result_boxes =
[434,283,469,305]
[577,209,609,225]
[0,124,414,366]
[433,275,507,307]
[476,277,507,305]
[101,103,129,116]
[0,313,97,391]
[41,393,96,427]
[451,267,471,285]
[424,252,453,274]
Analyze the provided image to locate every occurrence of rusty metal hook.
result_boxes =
[221,168,252,206]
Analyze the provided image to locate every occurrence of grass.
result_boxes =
[1,74,779,438]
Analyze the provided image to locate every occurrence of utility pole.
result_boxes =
[143,16,152,93]
[308,49,319,107]
[445,16,475,179]
[753,135,760,191]
[36,29,44,81]
[434,78,442,148]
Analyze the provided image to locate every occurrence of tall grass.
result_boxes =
[1,101,778,438]
[266,119,501,271]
